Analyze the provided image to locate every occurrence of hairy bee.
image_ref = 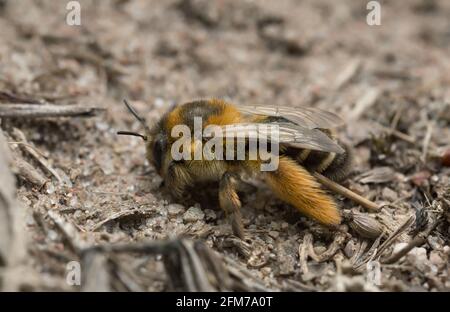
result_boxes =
[118,99,352,239]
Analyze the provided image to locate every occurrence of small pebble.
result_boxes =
[204,209,217,221]
[183,206,205,222]
[167,203,185,217]
[429,251,445,269]
[154,98,165,108]
[392,242,408,258]
[47,230,58,241]
[314,246,327,254]
[407,247,428,271]
[268,230,279,239]
[344,240,356,258]
[261,267,272,277]
[382,187,397,201]
[443,246,450,255]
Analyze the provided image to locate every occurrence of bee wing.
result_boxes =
[206,122,344,154]
[237,105,344,129]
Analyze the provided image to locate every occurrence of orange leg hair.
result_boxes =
[264,157,341,226]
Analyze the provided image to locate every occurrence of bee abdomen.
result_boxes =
[292,143,352,182]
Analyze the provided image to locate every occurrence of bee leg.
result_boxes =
[219,172,245,239]
[165,161,191,200]
[236,178,257,194]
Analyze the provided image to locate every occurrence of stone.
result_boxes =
[204,209,217,221]
[183,206,205,222]
[429,250,445,269]
[407,247,428,271]
[268,230,279,239]
[167,203,185,217]
[344,240,357,258]
[382,187,398,201]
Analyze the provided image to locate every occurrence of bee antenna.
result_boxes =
[123,99,151,134]
[117,131,147,141]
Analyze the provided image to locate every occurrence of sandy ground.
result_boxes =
[0,0,449,291]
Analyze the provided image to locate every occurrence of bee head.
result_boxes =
[117,99,172,176]
[145,131,166,174]
[117,100,177,175]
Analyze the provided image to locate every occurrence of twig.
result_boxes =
[194,241,231,291]
[0,131,29,291]
[349,88,380,120]
[382,217,441,264]
[8,141,46,158]
[82,239,227,291]
[179,240,215,291]
[13,156,47,188]
[353,232,384,270]
[224,257,274,291]
[298,233,310,274]
[82,240,173,255]
[354,215,415,270]
[283,279,316,292]
[377,124,416,144]
[223,237,252,258]
[356,166,396,184]
[350,240,368,265]
[0,103,104,118]
[313,172,380,211]
[108,256,145,292]
[421,123,433,162]
[90,209,157,231]
[307,231,346,262]
[283,279,314,292]
[10,128,65,184]
[378,215,415,251]
[0,91,41,104]
[334,59,361,90]
[390,103,404,130]
[47,210,88,253]
[81,251,111,292]
[374,69,412,81]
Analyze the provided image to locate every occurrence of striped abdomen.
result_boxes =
[281,135,352,182]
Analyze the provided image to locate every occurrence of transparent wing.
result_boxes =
[237,105,344,129]
[204,122,344,154]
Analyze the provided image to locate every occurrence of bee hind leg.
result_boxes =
[219,172,245,239]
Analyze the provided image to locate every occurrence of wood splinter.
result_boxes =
[313,172,380,212]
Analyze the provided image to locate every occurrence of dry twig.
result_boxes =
[0,103,104,118]
[313,172,380,211]
[382,217,441,264]
[13,156,47,188]
[376,123,416,144]
[421,123,433,162]
[47,210,88,253]
[349,88,380,120]
[90,208,157,231]
[0,130,29,291]
[334,59,361,90]
[10,128,65,184]
[308,231,347,262]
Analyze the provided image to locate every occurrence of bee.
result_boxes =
[118,99,352,239]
